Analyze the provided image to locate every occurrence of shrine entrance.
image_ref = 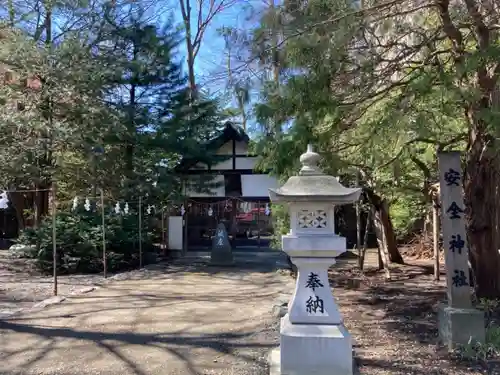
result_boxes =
[185,198,273,251]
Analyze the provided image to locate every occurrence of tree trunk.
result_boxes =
[364,188,404,264]
[373,208,391,280]
[186,43,197,95]
[465,132,500,299]
[36,1,52,225]
[377,201,403,263]
[377,247,384,270]
[358,208,371,271]
[236,92,248,131]
[178,0,197,96]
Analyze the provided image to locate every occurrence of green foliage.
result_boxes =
[0,26,111,191]
[270,204,290,249]
[241,0,471,240]
[478,298,500,325]
[89,4,223,201]
[455,324,500,362]
[0,2,226,229]
[17,208,156,274]
[390,195,425,239]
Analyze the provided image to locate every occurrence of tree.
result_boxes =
[248,0,500,297]
[0,0,120,226]
[333,0,500,297]
[0,0,225,230]
[219,26,252,131]
[0,17,113,227]
[243,0,405,262]
[177,0,237,95]
[85,2,224,203]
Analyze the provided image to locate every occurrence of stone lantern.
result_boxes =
[268,145,361,375]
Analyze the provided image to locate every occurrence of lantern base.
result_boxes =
[272,314,354,375]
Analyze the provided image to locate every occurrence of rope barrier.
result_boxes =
[0,188,272,218]
[1,188,53,193]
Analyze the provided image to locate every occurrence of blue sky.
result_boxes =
[170,2,260,97]
[164,2,264,134]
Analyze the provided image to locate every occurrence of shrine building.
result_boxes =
[168,122,279,251]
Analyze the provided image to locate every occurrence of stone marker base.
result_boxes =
[209,252,235,266]
[269,314,354,375]
[438,304,485,350]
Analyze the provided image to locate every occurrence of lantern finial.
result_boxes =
[299,144,322,176]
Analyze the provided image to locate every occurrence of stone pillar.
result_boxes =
[268,145,361,375]
[210,222,234,266]
[437,151,485,349]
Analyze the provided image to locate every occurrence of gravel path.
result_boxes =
[0,253,293,375]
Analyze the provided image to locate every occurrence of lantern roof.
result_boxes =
[268,145,361,204]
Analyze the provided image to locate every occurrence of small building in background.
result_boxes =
[172,122,279,251]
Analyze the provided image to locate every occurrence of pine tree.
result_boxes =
[95,3,222,202]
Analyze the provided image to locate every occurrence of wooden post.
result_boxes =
[359,208,372,271]
[52,182,57,296]
[433,199,440,281]
[139,195,143,268]
[356,170,361,255]
[161,208,165,255]
[101,188,107,278]
[257,201,261,249]
[183,199,188,255]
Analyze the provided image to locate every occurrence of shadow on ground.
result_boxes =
[0,252,289,375]
[330,259,497,375]
[0,320,273,375]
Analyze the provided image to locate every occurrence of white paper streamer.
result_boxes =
[0,191,9,209]
[72,196,78,211]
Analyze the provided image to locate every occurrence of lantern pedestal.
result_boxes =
[284,242,345,325]
[269,314,354,375]
[272,239,353,375]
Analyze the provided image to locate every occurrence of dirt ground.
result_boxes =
[0,250,107,316]
[1,249,500,374]
[0,253,293,375]
[333,253,500,375]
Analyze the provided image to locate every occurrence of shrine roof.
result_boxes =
[175,122,249,171]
